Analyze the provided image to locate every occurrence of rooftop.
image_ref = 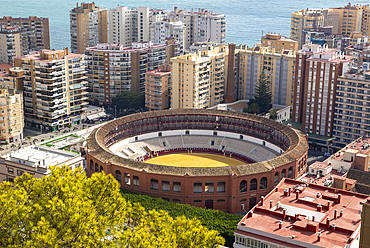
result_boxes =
[236,178,370,248]
[331,136,370,162]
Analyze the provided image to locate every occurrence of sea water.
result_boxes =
[1,0,369,49]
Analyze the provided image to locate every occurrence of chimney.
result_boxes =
[326,217,330,229]
[334,209,337,219]
[66,47,69,55]
[277,201,281,209]
[316,192,320,198]
[317,232,321,242]
[338,194,342,204]
[289,187,292,196]
[279,220,283,229]
[294,214,299,221]
[283,208,287,219]
[284,188,288,196]
[295,190,299,200]
[291,235,295,239]
[312,216,315,222]
[317,203,322,212]
[327,201,331,209]
[261,196,265,206]
[249,211,254,218]
[332,223,336,232]
[270,200,273,209]
[340,209,343,217]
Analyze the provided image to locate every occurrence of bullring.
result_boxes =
[86,109,309,213]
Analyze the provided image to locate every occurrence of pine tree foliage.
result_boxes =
[253,71,272,113]
[0,166,225,247]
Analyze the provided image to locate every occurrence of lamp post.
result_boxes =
[114,105,117,119]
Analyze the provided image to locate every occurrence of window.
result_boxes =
[210,140,215,146]
[7,167,14,174]
[124,173,130,185]
[17,170,24,176]
[240,135,243,140]
[288,166,293,178]
[193,181,202,193]
[205,181,214,193]
[217,199,225,202]
[173,199,181,202]
[239,199,246,202]
[150,178,158,190]
[173,181,181,192]
[217,181,225,193]
[281,169,286,180]
[158,132,162,137]
[250,178,257,191]
[100,166,103,172]
[260,177,267,189]
[213,131,217,136]
[239,180,247,192]
[90,160,94,171]
[133,175,139,187]
[274,172,279,184]
[185,130,189,135]
[194,200,202,203]
[115,170,122,182]
[162,198,169,201]
[95,163,99,172]
[162,180,170,191]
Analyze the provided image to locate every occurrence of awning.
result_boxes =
[86,114,100,120]
[98,112,106,117]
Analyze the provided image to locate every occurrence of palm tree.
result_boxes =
[269,110,278,120]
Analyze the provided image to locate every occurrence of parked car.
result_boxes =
[324,153,332,157]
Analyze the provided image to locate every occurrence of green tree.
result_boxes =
[269,110,278,120]
[0,166,224,247]
[247,103,260,114]
[253,71,272,113]
[111,91,145,112]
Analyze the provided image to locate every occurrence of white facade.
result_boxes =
[109,6,165,46]
[167,8,226,50]
[150,19,185,53]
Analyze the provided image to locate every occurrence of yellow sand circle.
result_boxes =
[144,153,245,167]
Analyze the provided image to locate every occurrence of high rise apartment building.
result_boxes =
[237,46,296,106]
[170,45,228,109]
[0,88,24,144]
[290,9,324,48]
[70,2,108,54]
[333,69,370,149]
[150,19,185,54]
[14,49,88,131]
[168,8,226,50]
[85,40,180,104]
[145,65,171,111]
[292,44,353,137]
[0,26,36,64]
[0,16,50,50]
[109,6,165,46]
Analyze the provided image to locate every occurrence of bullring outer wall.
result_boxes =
[86,109,309,213]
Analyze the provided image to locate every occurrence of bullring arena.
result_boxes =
[86,109,309,213]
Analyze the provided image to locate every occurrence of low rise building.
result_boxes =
[234,177,369,248]
[0,145,84,182]
[0,67,24,91]
[145,65,171,111]
[261,33,298,53]
[81,105,107,122]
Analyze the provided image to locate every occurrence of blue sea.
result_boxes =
[1,0,370,49]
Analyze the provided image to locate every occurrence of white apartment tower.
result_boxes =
[150,19,185,54]
[109,6,165,46]
[168,7,226,50]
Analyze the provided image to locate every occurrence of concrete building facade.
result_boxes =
[237,45,296,106]
[170,44,229,109]
[150,18,185,54]
[261,33,298,53]
[168,7,226,50]
[0,16,50,50]
[109,6,165,46]
[85,40,180,104]
[0,88,23,144]
[292,44,354,137]
[70,2,108,54]
[0,67,24,91]
[0,26,36,64]
[14,49,88,131]
[145,65,171,111]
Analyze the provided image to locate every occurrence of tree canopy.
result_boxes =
[0,166,225,247]
[244,71,272,114]
[111,91,145,111]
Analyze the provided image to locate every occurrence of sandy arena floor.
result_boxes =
[144,152,245,167]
